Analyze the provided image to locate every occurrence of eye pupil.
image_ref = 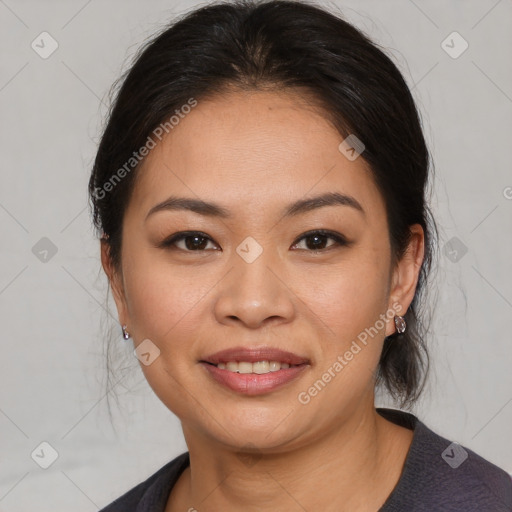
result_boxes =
[306,234,327,250]
[186,235,207,250]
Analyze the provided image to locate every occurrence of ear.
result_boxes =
[385,224,425,337]
[100,239,129,327]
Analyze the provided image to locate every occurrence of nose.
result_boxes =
[213,248,295,330]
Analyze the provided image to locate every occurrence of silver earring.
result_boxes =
[394,315,406,334]
[122,324,131,340]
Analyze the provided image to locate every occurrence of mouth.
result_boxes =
[202,360,302,374]
[201,346,309,366]
[199,346,310,395]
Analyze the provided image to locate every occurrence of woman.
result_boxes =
[89,0,512,510]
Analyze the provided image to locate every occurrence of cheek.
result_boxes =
[293,253,390,415]
[121,247,203,353]
[297,248,390,344]
[121,250,208,419]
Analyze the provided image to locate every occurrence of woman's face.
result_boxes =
[103,89,423,452]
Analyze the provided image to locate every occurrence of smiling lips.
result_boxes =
[200,346,310,395]
[201,346,309,365]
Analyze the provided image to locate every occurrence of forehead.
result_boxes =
[127,89,385,222]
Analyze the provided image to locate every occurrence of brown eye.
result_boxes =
[161,231,219,251]
[291,230,348,252]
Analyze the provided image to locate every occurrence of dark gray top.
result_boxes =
[99,408,512,511]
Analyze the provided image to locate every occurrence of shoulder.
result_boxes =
[98,452,190,512]
[379,409,512,511]
[415,423,511,510]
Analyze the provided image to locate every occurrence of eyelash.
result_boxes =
[159,229,349,253]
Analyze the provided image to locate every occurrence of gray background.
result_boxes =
[1,0,511,510]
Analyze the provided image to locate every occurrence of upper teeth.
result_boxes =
[217,361,294,374]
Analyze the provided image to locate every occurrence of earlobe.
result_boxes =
[386,224,425,335]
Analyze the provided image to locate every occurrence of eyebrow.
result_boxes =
[145,191,365,221]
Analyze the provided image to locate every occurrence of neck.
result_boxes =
[171,406,411,512]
